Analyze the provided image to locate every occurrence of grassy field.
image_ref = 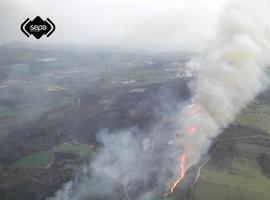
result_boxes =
[0,105,47,124]
[54,96,76,107]
[12,152,54,169]
[234,99,270,133]
[54,142,93,159]
[195,159,270,200]
[104,67,173,86]
[12,142,93,169]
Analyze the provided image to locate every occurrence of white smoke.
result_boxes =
[181,0,270,170]
[49,0,270,199]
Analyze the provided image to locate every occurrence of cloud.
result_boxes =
[0,0,228,50]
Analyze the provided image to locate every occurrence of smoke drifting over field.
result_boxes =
[175,0,270,173]
[49,0,270,199]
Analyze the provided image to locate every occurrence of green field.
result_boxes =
[12,152,54,169]
[104,67,172,86]
[0,105,47,124]
[195,159,270,200]
[234,100,270,133]
[12,142,93,169]
[54,142,93,159]
[55,96,76,107]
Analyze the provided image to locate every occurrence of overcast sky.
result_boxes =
[0,0,228,51]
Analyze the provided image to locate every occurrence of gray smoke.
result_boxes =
[49,0,270,199]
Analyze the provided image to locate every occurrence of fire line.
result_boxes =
[170,153,187,193]
[165,99,198,196]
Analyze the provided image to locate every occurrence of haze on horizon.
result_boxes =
[0,0,228,51]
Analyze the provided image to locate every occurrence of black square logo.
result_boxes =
[21,16,55,39]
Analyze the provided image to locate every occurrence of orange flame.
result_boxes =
[186,126,197,136]
[165,99,198,196]
[168,153,187,194]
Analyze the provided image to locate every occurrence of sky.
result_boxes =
[0,0,228,51]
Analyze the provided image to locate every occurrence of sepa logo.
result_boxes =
[21,16,55,39]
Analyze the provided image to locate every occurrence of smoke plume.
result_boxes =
[49,0,270,199]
